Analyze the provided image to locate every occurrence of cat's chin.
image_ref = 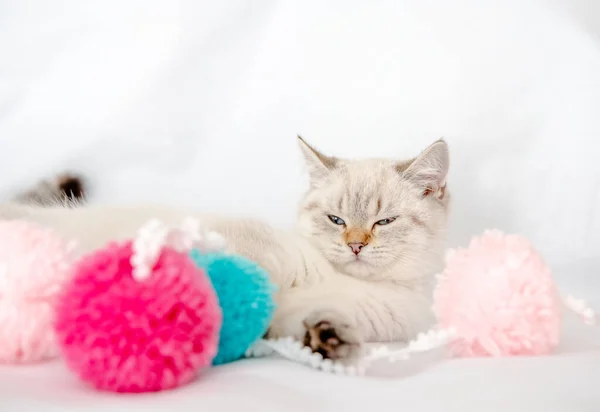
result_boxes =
[336,259,379,278]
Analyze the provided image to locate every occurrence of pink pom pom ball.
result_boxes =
[55,241,222,393]
[434,230,561,357]
[0,220,74,363]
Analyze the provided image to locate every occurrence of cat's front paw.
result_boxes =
[302,311,362,360]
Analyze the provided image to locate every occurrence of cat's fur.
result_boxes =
[0,137,450,360]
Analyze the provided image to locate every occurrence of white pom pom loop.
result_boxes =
[131,217,227,282]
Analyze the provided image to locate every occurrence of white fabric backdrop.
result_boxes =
[0,0,599,410]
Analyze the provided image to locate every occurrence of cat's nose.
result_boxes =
[348,242,366,255]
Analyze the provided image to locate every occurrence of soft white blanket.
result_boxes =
[0,0,599,410]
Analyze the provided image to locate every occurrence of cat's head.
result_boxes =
[296,136,450,281]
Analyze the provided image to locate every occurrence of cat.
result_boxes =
[0,136,450,360]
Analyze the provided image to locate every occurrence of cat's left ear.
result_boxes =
[401,139,449,198]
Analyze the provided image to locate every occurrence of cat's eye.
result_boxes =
[375,218,396,226]
[327,215,346,225]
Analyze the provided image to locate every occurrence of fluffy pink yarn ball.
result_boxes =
[55,241,222,393]
[0,220,74,363]
[434,230,561,357]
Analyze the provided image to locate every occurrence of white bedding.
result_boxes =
[1,0,599,410]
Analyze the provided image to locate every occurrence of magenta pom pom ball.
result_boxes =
[434,230,561,358]
[54,241,222,393]
[0,221,73,363]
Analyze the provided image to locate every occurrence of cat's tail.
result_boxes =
[12,173,87,207]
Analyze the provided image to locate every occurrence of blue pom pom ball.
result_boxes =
[190,251,276,365]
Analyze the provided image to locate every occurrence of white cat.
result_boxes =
[0,137,450,360]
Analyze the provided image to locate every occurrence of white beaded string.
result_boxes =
[131,218,226,282]
[246,338,363,375]
[563,294,597,325]
[246,327,455,376]
[363,327,456,364]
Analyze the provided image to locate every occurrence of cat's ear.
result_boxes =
[401,139,449,198]
[297,135,338,183]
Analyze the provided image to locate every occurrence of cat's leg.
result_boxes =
[267,273,435,359]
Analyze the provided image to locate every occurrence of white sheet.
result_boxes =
[1,0,599,410]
